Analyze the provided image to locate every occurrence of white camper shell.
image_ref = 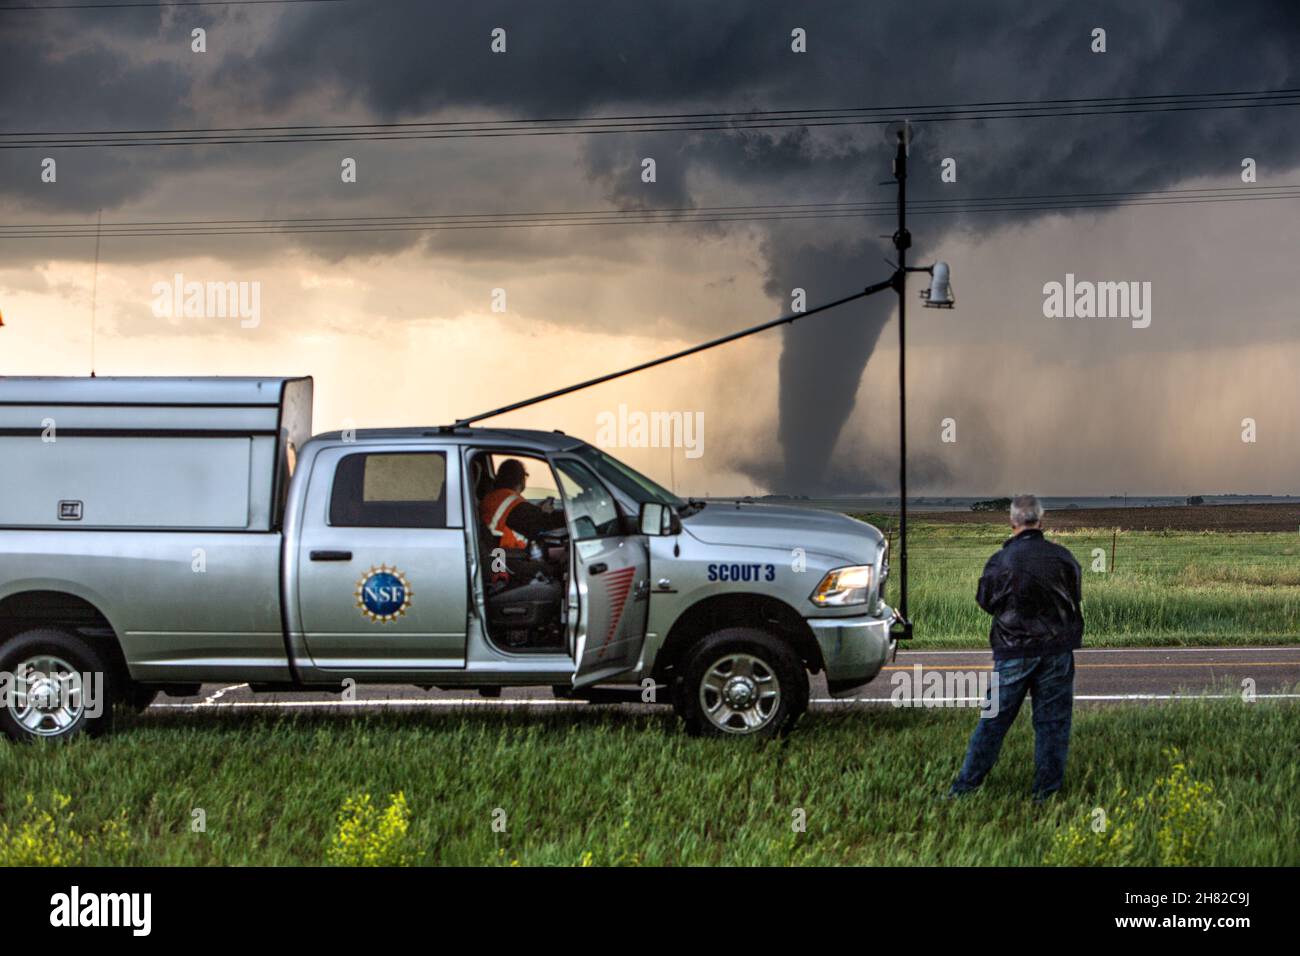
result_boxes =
[0,377,312,531]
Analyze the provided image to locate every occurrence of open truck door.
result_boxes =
[551,457,649,688]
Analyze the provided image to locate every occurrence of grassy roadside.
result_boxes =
[856,518,1300,648]
[2,701,1295,866]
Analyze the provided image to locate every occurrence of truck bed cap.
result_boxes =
[0,376,309,407]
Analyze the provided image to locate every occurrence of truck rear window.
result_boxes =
[329,452,447,528]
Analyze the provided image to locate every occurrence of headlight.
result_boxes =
[810,565,873,607]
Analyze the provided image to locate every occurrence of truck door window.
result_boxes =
[553,458,621,540]
[329,452,447,528]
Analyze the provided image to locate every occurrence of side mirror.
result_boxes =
[638,501,679,536]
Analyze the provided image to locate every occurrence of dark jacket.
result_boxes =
[505,499,567,541]
[976,528,1083,659]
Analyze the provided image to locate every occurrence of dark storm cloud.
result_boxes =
[2,1,1299,491]
[6,2,1297,247]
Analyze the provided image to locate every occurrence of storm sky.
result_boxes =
[1,0,1298,496]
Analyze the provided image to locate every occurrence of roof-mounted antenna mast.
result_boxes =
[89,209,101,378]
[452,284,892,429]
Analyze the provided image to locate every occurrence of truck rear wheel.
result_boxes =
[676,628,808,738]
[0,628,117,743]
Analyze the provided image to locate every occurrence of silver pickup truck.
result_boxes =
[0,376,896,741]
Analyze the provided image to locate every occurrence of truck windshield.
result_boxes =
[574,446,684,508]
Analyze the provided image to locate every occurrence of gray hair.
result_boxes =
[1010,494,1043,527]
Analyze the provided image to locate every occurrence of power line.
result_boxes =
[1,88,1296,148]
[6,87,1295,137]
[4,182,1291,227]
[0,0,343,10]
[5,188,1296,236]
[1,185,1294,239]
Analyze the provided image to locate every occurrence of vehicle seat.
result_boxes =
[470,455,531,596]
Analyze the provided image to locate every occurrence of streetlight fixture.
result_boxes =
[920,261,955,308]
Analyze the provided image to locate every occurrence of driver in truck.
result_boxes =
[479,458,566,581]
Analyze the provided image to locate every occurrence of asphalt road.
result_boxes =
[148,646,1300,716]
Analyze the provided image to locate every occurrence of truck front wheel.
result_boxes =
[0,628,117,743]
[676,628,808,738]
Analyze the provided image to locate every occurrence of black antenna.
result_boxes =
[89,208,101,377]
[453,282,894,428]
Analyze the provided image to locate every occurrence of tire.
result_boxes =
[677,628,809,738]
[0,628,117,743]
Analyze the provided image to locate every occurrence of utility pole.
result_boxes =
[891,128,913,639]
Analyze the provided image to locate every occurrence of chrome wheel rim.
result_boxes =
[699,652,781,734]
[8,655,85,737]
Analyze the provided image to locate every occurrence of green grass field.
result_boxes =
[859,518,1300,647]
[1,702,1295,866]
[3,519,1295,867]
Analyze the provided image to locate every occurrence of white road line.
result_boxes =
[1076,693,1300,700]
[151,698,592,710]
[148,691,1300,712]
[202,683,248,705]
[814,693,1300,704]
[900,646,1300,656]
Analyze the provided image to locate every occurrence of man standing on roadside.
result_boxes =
[950,494,1084,801]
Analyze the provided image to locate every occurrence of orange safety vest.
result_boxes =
[480,489,528,550]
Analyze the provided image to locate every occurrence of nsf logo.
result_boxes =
[355,564,413,623]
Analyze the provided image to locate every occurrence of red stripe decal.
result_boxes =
[595,566,638,659]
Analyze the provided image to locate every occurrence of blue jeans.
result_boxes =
[950,650,1075,799]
